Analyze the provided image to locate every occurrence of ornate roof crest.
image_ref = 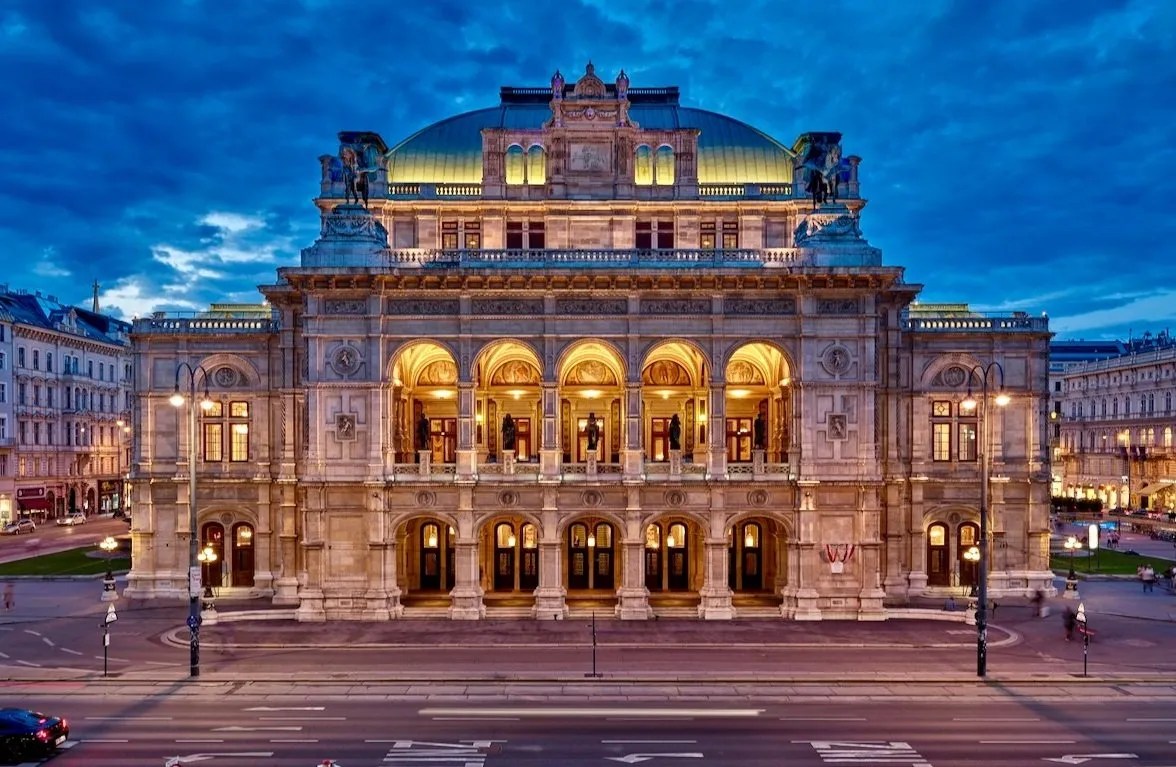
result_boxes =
[573,61,607,98]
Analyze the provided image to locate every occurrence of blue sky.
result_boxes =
[1,0,1172,340]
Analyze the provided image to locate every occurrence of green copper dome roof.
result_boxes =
[385,100,796,185]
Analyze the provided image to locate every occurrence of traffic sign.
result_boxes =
[105,603,118,624]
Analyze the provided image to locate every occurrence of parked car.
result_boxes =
[55,512,87,526]
[1,519,35,535]
[0,707,70,762]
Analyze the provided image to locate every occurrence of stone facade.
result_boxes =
[123,66,1054,620]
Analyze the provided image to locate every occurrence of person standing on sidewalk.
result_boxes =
[1062,605,1077,640]
[2,582,13,610]
[1141,564,1156,592]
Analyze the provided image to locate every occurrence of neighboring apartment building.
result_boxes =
[1056,331,1176,513]
[0,285,133,527]
[123,64,1053,621]
[1047,340,1128,496]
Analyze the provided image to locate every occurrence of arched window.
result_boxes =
[634,145,653,186]
[654,146,675,186]
[526,145,546,185]
[504,145,526,185]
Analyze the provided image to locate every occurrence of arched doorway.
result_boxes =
[200,522,225,589]
[728,521,763,591]
[420,521,455,591]
[958,522,980,590]
[568,520,616,590]
[645,521,690,591]
[644,523,662,591]
[493,522,517,591]
[230,522,255,587]
[519,522,539,591]
[927,523,949,587]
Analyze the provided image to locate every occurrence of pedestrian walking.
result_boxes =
[1062,605,1077,641]
[2,582,13,610]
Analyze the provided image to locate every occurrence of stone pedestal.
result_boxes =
[533,586,568,620]
[615,587,652,620]
[1064,577,1081,599]
[586,454,598,479]
[697,586,735,619]
[504,453,516,476]
[752,449,765,477]
[417,450,431,477]
[669,450,682,477]
[101,575,118,602]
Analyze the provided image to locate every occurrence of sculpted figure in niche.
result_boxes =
[586,412,601,451]
[669,414,682,451]
[753,412,766,450]
[502,414,517,452]
[416,413,430,453]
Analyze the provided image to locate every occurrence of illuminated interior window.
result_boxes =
[495,522,515,548]
[526,145,546,185]
[654,146,675,185]
[594,523,611,547]
[505,145,525,185]
[634,145,653,186]
[928,524,946,547]
[644,523,660,549]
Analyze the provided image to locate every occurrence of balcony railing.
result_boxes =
[387,247,808,269]
[901,312,1049,333]
[132,316,280,334]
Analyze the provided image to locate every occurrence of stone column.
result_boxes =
[533,541,568,619]
[697,538,735,619]
[780,482,822,620]
[623,383,644,479]
[448,540,485,620]
[707,383,727,479]
[455,382,477,480]
[615,540,651,619]
[539,383,561,480]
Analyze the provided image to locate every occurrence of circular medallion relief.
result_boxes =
[332,346,360,376]
[499,490,519,507]
[948,511,962,525]
[214,366,239,388]
[748,489,768,507]
[416,491,436,507]
[664,490,685,508]
[582,490,602,507]
[823,345,852,375]
[942,366,967,388]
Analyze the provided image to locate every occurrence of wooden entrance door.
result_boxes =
[420,522,443,590]
[958,522,980,589]
[593,523,614,589]
[667,522,689,590]
[230,523,255,587]
[200,522,225,588]
[519,523,539,591]
[568,522,590,589]
[644,524,662,591]
[927,523,949,586]
[494,523,516,591]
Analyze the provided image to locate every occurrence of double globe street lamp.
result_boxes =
[959,361,1010,679]
[99,535,119,602]
[170,363,214,678]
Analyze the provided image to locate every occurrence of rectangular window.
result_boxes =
[0,351,5,369]
[506,221,523,250]
[46,352,52,372]
[528,221,545,249]
[464,221,481,250]
[17,347,25,367]
[932,423,952,461]
[722,221,739,249]
[203,423,224,462]
[205,401,224,418]
[18,384,25,405]
[47,424,53,445]
[33,422,40,445]
[32,350,39,370]
[441,220,459,249]
[230,424,249,462]
[230,401,249,418]
[958,423,978,461]
[636,221,653,250]
[700,222,716,250]
[33,385,40,406]
[88,360,94,377]
[0,417,4,439]
[47,388,53,407]
[656,219,674,249]
[1,382,6,403]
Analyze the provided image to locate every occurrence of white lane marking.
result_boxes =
[609,717,694,722]
[420,707,761,718]
[22,629,42,637]
[781,717,867,721]
[433,717,520,721]
[1130,718,1176,721]
[87,717,174,721]
[213,726,303,732]
[258,716,345,721]
[245,706,325,711]
[270,739,319,743]
[603,740,698,744]
[60,647,84,656]
[144,660,172,666]
[607,753,703,764]
[175,739,225,743]
[980,739,1076,744]
[41,636,55,647]
[80,739,130,743]
[16,660,41,667]
[0,651,8,659]
[955,717,1038,721]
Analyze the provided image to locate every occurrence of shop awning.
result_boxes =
[17,497,50,510]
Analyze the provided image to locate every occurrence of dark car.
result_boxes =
[0,707,70,762]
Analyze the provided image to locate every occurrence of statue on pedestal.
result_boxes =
[416,413,430,452]
[753,412,766,450]
[586,412,600,451]
[502,414,517,452]
[669,414,682,451]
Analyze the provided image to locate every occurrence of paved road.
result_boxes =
[4,696,1176,767]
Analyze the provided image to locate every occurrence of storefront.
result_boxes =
[15,487,52,522]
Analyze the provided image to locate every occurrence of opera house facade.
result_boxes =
[123,64,1054,621]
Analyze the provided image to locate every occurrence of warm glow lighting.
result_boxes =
[432,390,453,399]
[729,389,750,398]
[240,528,252,540]
[779,377,791,387]
[232,423,248,434]
[199,396,214,412]
[963,546,980,563]
[587,534,596,548]
[475,413,484,424]
[960,393,977,412]
[666,534,676,548]
[659,390,671,400]
[99,536,118,554]
[744,531,754,548]
[507,534,517,548]
[197,545,217,564]
[581,389,601,399]
[994,393,1011,407]
[427,532,438,548]
[698,413,708,424]
[169,392,185,408]
[509,389,524,400]
[116,419,125,427]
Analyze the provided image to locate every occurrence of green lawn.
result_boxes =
[1050,548,1173,576]
[0,549,130,577]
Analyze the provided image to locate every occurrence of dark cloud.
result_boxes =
[0,0,1171,338]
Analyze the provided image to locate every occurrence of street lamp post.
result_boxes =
[99,535,119,602]
[1064,535,1079,578]
[197,544,218,607]
[963,546,980,597]
[115,417,131,517]
[170,363,213,678]
[960,361,1010,679]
